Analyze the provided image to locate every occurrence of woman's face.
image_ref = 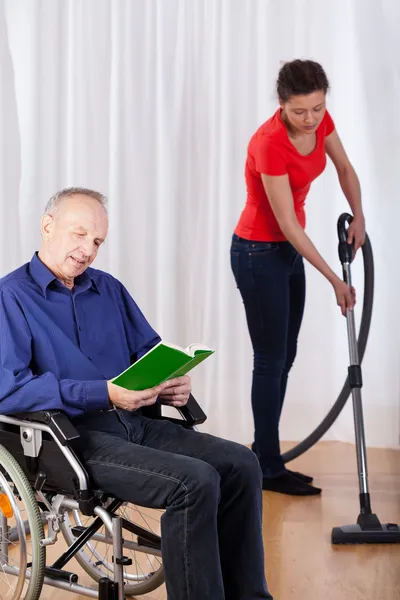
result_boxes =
[280,90,326,135]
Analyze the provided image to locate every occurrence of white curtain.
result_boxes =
[1,0,399,449]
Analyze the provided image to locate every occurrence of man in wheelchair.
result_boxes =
[0,188,273,599]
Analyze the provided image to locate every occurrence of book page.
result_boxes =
[163,341,190,354]
[185,343,212,356]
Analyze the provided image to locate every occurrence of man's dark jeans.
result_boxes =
[230,234,306,478]
[73,409,273,600]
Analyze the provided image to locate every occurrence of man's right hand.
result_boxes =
[107,380,169,411]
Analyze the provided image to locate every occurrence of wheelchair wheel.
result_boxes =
[61,502,164,595]
[0,445,45,600]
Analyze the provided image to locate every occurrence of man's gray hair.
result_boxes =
[44,187,108,215]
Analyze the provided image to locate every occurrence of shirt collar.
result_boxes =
[29,253,100,297]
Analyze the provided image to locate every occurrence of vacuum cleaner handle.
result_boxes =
[337,212,355,266]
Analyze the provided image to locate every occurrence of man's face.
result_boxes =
[41,194,108,283]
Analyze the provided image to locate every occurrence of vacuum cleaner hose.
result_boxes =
[282,228,374,463]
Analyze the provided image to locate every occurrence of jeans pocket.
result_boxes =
[248,243,279,272]
[249,242,278,254]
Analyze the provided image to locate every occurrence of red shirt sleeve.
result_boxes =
[254,135,288,176]
[324,110,335,136]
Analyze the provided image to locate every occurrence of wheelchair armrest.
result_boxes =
[11,410,80,446]
[176,394,207,426]
[142,394,207,426]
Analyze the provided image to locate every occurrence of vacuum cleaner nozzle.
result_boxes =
[332,513,400,544]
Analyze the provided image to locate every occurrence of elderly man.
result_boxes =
[0,187,273,600]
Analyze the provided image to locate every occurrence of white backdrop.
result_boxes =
[0,0,399,449]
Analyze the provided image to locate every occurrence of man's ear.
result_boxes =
[41,214,54,239]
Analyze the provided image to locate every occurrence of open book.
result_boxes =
[111,341,214,391]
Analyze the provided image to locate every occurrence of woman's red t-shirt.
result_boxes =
[234,109,335,241]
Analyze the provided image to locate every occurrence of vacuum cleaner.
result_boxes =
[330,213,400,544]
[282,216,375,464]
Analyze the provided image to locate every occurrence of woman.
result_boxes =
[230,59,365,495]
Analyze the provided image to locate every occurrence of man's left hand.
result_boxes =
[159,375,191,407]
[347,215,366,254]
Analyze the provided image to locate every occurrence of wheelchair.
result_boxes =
[0,397,206,600]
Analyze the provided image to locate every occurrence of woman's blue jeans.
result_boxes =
[230,234,306,477]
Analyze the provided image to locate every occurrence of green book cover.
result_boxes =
[111,341,214,391]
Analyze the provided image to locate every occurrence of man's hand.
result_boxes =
[347,215,366,254]
[107,380,169,411]
[158,375,191,408]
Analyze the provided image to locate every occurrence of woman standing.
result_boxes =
[231,59,365,495]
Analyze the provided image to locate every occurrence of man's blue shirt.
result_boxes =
[0,253,161,417]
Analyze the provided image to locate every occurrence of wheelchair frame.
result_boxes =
[0,396,207,600]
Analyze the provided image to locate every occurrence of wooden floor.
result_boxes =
[37,441,400,599]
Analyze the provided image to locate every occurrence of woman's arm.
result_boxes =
[325,130,365,251]
[261,173,354,315]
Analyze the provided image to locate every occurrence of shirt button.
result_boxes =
[88,356,92,361]
[79,326,83,331]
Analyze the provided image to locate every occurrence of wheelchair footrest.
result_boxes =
[137,534,161,550]
[99,577,119,600]
[44,566,78,584]
[71,525,87,537]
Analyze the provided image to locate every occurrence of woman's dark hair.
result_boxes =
[277,59,329,102]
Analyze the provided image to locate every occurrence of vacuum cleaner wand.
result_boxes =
[331,213,400,544]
